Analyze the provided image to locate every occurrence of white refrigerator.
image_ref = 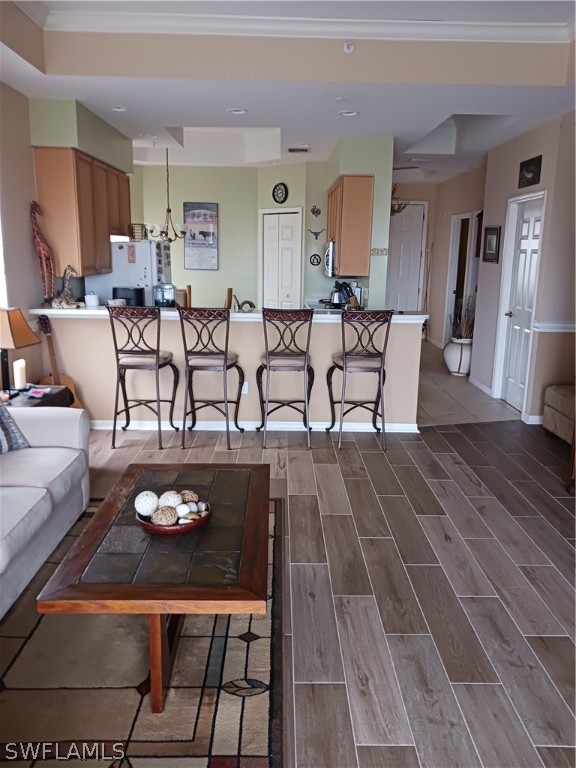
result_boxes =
[84,241,171,305]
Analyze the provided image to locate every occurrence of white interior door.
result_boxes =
[502,198,542,410]
[263,212,302,308]
[386,204,425,310]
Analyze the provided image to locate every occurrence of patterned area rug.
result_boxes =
[0,500,283,767]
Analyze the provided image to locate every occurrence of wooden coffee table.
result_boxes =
[37,463,270,712]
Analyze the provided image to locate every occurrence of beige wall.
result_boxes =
[42,31,573,88]
[526,332,575,419]
[0,2,44,72]
[470,115,575,400]
[0,83,44,385]
[425,165,486,345]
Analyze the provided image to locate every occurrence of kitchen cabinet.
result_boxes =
[327,175,374,276]
[107,166,132,237]
[33,147,131,276]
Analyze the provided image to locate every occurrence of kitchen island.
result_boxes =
[29,308,427,433]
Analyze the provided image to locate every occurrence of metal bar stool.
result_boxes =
[326,309,394,450]
[178,307,244,450]
[256,308,314,448]
[107,306,179,449]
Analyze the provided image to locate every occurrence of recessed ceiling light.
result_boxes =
[338,110,359,117]
[226,108,248,115]
[112,106,127,112]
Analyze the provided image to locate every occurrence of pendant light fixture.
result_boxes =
[148,148,186,242]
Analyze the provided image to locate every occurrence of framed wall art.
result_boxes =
[183,202,218,270]
[518,155,542,188]
[482,225,501,264]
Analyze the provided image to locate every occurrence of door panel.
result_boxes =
[386,204,425,310]
[503,198,542,411]
[263,212,302,308]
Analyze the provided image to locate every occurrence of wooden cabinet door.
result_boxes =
[75,152,98,276]
[93,160,112,273]
[338,175,373,276]
[118,172,132,236]
[107,168,121,234]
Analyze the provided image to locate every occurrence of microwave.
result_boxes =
[324,241,336,277]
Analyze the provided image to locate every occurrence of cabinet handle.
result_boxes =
[505,311,513,317]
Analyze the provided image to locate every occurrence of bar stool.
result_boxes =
[107,306,179,449]
[256,308,314,448]
[326,309,394,450]
[178,307,244,450]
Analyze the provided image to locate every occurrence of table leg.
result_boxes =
[148,614,185,713]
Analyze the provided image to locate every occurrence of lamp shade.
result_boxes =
[0,308,41,350]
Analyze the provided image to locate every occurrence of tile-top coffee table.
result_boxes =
[37,463,270,712]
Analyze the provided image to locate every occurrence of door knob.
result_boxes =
[505,311,513,317]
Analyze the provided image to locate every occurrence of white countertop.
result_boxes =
[29,307,428,324]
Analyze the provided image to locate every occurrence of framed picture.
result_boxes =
[183,202,218,270]
[518,155,542,188]
[482,226,501,263]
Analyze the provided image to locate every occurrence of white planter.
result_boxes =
[443,337,473,376]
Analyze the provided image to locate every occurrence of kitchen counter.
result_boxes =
[30,307,427,325]
[29,307,428,432]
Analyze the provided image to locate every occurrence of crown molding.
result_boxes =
[15,6,575,44]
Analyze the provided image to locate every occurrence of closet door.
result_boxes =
[262,212,302,308]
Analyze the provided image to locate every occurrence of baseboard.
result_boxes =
[90,419,420,433]
[522,413,544,425]
[468,376,494,397]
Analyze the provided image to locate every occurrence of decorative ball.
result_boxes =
[151,506,178,525]
[135,490,159,517]
[197,501,207,512]
[175,503,191,518]
[180,490,199,503]
[158,490,183,508]
[187,502,199,513]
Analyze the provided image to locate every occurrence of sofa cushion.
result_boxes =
[0,447,88,507]
[544,385,575,421]
[0,487,52,574]
[0,404,30,454]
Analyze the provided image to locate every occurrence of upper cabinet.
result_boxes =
[33,147,131,276]
[327,175,374,276]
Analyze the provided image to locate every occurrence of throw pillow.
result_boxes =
[0,404,30,453]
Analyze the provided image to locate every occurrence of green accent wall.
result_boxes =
[29,99,133,172]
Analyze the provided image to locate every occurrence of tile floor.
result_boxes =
[417,341,521,426]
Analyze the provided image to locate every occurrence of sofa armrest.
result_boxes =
[9,407,90,453]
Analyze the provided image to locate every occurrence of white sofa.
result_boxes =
[0,407,90,619]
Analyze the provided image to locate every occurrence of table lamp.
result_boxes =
[0,308,41,399]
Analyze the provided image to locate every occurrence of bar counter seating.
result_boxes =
[327,309,395,449]
[107,306,180,449]
[178,307,244,450]
[256,308,314,448]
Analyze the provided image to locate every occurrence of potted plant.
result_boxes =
[443,296,475,376]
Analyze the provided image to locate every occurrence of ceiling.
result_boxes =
[2,1,575,183]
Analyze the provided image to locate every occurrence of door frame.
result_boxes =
[443,210,482,345]
[257,207,303,309]
[491,190,546,409]
[385,201,428,311]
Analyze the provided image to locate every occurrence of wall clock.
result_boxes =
[272,182,288,204]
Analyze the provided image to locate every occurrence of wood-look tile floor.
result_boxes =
[88,417,575,768]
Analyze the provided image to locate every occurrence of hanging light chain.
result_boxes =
[151,148,186,243]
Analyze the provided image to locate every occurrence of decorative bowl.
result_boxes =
[136,503,210,536]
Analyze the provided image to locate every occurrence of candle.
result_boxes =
[13,359,26,390]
